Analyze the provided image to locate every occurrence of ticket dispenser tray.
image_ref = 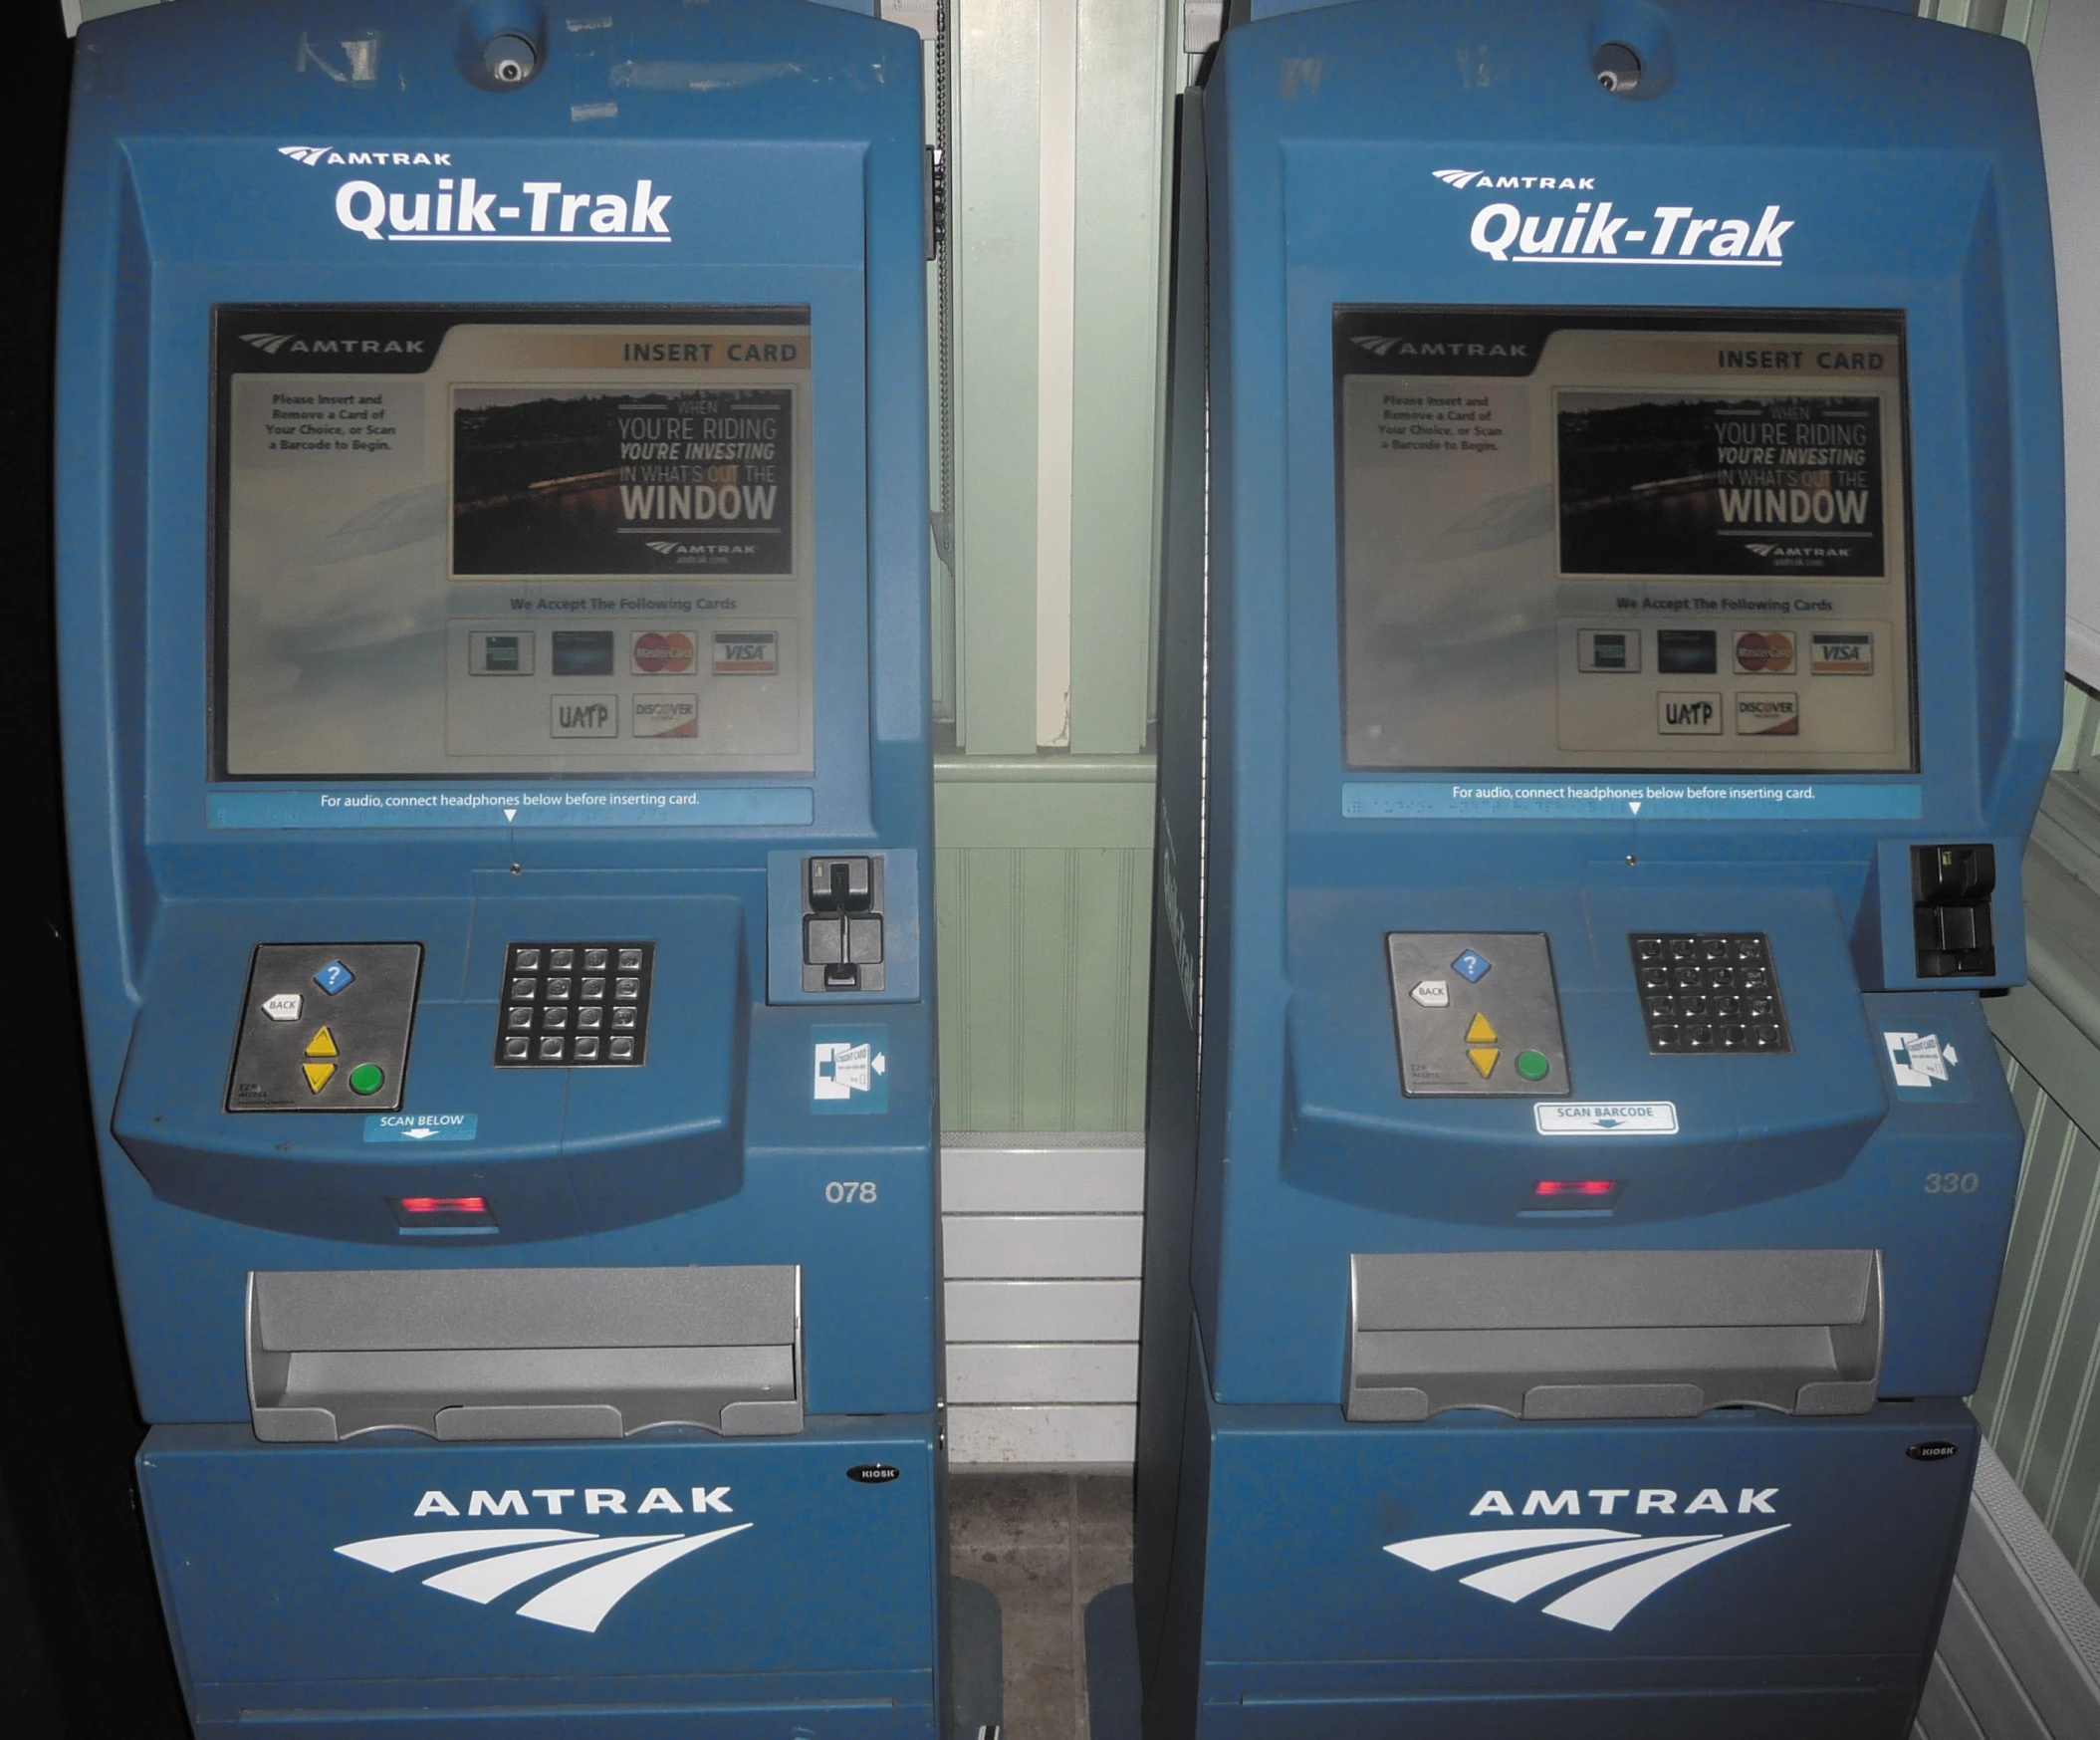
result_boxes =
[248,1266,804,1442]
[1346,1249,1883,1422]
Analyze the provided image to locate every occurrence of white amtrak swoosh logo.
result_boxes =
[1383,1525,1790,1631]
[335,1526,753,1633]
[1433,168,1487,189]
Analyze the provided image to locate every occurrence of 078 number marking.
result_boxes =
[825,1180,878,1204]
[1925,1171,1981,1195]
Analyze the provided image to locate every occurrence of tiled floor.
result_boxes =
[949,1470,1133,1740]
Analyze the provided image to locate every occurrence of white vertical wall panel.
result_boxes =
[946,1278,1141,1343]
[947,1404,1138,1466]
[948,1342,1138,1403]
[942,1139,1144,1463]
[943,1213,1143,1279]
[941,1143,1144,1212]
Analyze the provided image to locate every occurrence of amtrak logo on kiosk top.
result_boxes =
[334,1485,748,1635]
[1431,171,1797,266]
[1384,1486,1788,1633]
[284,140,677,242]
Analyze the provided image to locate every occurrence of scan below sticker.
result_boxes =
[1535,1102,1678,1135]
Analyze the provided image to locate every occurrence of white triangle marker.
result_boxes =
[1629,801,1641,813]
[504,808,517,822]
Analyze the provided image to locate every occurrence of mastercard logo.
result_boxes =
[632,630,696,675]
[1733,630,1795,675]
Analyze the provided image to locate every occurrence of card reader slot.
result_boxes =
[1345,1249,1880,1422]
[248,1266,804,1442]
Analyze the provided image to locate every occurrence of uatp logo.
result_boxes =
[1383,1485,1788,1632]
[335,1486,749,1634]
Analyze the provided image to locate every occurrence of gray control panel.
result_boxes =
[227,944,421,1113]
[1387,932,1571,1098]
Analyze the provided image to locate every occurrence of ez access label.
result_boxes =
[1534,1102,1679,1136]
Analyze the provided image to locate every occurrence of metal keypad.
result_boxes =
[1631,933,1791,1055]
[494,941,653,1067]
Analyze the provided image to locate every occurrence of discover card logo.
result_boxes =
[335,1486,749,1634]
[1384,1486,1787,1632]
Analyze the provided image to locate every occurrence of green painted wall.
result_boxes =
[935,758,1154,1129]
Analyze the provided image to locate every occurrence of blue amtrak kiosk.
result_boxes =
[57,2,949,1733]
[1136,2,2063,1736]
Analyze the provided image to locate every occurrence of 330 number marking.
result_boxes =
[825,1180,878,1204]
[1925,1171,1981,1195]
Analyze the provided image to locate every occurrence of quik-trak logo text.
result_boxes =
[1384,1484,1788,1633]
[335,1485,749,1635]
[332,174,673,243]
[1434,169,1795,268]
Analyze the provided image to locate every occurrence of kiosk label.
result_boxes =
[1535,1102,1679,1135]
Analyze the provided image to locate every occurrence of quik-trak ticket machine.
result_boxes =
[1135,2,2063,1736]
[58,2,946,1733]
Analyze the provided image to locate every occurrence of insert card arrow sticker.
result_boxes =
[1534,1102,1679,1136]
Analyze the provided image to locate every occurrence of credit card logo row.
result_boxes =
[1658,692,1799,736]
[552,694,698,738]
[467,628,778,677]
[1576,628,1874,676]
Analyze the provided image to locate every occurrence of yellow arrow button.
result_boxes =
[304,1026,339,1059]
[1468,1046,1501,1079]
[1466,1012,1498,1045]
[302,1061,337,1093]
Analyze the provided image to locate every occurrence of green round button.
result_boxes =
[348,1063,385,1097]
[1516,1050,1551,1083]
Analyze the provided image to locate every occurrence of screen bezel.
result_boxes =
[1329,305,1919,777]
[207,302,814,783]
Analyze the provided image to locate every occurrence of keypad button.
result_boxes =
[609,1036,635,1060]
[495,941,652,1066]
[1629,932,1787,1057]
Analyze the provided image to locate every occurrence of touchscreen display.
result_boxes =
[214,306,815,778]
[1335,309,1914,772]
